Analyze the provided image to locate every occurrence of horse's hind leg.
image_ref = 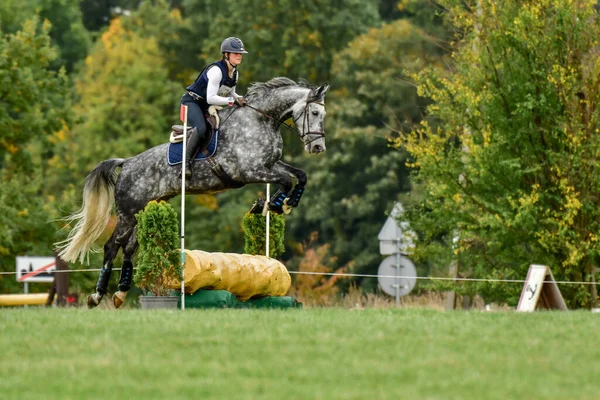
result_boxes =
[87,229,120,308]
[87,219,132,308]
[112,227,139,309]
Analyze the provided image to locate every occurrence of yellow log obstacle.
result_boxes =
[0,293,49,306]
[171,250,291,301]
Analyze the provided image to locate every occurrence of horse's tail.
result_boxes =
[56,158,126,264]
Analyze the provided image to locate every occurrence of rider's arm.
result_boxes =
[206,66,234,106]
[230,86,241,99]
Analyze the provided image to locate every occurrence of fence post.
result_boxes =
[445,261,458,311]
[55,253,69,307]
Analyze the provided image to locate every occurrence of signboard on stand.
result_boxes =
[16,256,56,283]
[377,202,417,304]
[377,254,417,300]
[516,265,567,312]
[377,202,415,256]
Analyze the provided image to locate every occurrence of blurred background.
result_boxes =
[6,0,598,309]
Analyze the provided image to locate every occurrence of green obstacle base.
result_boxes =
[177,290,302,309]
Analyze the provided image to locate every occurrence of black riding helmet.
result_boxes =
[220,37,248,54]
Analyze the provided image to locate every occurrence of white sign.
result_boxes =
[16,256,56,283]
[378,202,415,255]
[377,254,417,298]
[516,264,567,312]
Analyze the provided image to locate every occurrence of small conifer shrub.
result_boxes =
[134,201,181,296]
[242,212,285,258]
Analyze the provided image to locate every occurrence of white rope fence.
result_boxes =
[1,268,598,285]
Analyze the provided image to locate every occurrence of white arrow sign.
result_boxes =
[16,256,56,283]
[378,202,415,255]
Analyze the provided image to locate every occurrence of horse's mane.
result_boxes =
[246,77,313,100]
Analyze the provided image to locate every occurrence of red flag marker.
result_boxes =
[180,104,188,122]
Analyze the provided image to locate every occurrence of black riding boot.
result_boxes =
[185,127,203,179]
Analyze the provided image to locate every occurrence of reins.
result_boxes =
[241,93,326,146]
[244,103,299,135]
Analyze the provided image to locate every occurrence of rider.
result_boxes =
[181,36,248,178]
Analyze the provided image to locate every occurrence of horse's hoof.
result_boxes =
[282,198,293,215]
[87,292,103,309]
[262,200,270,216]
[249,198,265,214]
[113,291,127,309]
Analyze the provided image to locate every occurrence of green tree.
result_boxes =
[80,0,142,32]
[120,0,190,82]
[331,17,447,130]
[0,18,72,293]
[182,0,381,85]
[0,0,91,71]
[403,0,600,307]
[60,17,182,173]
[278,12,448,290]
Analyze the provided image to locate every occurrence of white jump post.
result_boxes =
[266,184,270,257]
[179,104,188,310]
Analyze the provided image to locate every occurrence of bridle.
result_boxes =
[244,93,325,146]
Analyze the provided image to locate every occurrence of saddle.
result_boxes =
[169,105,223,144]
[166,105,243,188]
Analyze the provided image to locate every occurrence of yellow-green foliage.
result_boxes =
[401,0,600,307]
[0,17,73,294]
[241,212,285,258]
[134,201,181,296]
[189,0,380,84]
[68,16,183,172]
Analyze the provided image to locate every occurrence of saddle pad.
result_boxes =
[167,129,219,166]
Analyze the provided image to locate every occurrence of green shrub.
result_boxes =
[242,212,285,258]
[134,201,181,296]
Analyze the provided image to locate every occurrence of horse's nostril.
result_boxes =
[314,145,322,153]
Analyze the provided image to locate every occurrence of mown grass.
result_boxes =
[0,308,598,400]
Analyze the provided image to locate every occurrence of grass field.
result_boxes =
[1,308,598,400]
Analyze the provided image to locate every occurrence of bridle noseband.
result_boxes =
[244,93,325,146]
[293,95,325,146]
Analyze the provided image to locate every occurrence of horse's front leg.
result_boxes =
[274,161,307,212]
[245,163,294,214]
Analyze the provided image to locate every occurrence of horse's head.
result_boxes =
[292,83,329,154]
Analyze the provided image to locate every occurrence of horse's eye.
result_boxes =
[312,111,319,116]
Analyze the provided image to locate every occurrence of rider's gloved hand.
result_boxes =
[235,97,248,107]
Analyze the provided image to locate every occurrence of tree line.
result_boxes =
[2,0,599,308]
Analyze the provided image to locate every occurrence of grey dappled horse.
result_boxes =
[56,77,329,308]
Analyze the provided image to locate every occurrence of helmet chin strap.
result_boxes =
[224,54,238,66]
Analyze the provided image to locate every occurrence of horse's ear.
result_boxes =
[317,83,330,98]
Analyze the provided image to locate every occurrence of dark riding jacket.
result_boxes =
[186,60,238,102]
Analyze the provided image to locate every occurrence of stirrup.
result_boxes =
[170,126,188,144]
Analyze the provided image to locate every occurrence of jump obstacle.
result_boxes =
[0,293,49,307]
[170,250,301,309]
